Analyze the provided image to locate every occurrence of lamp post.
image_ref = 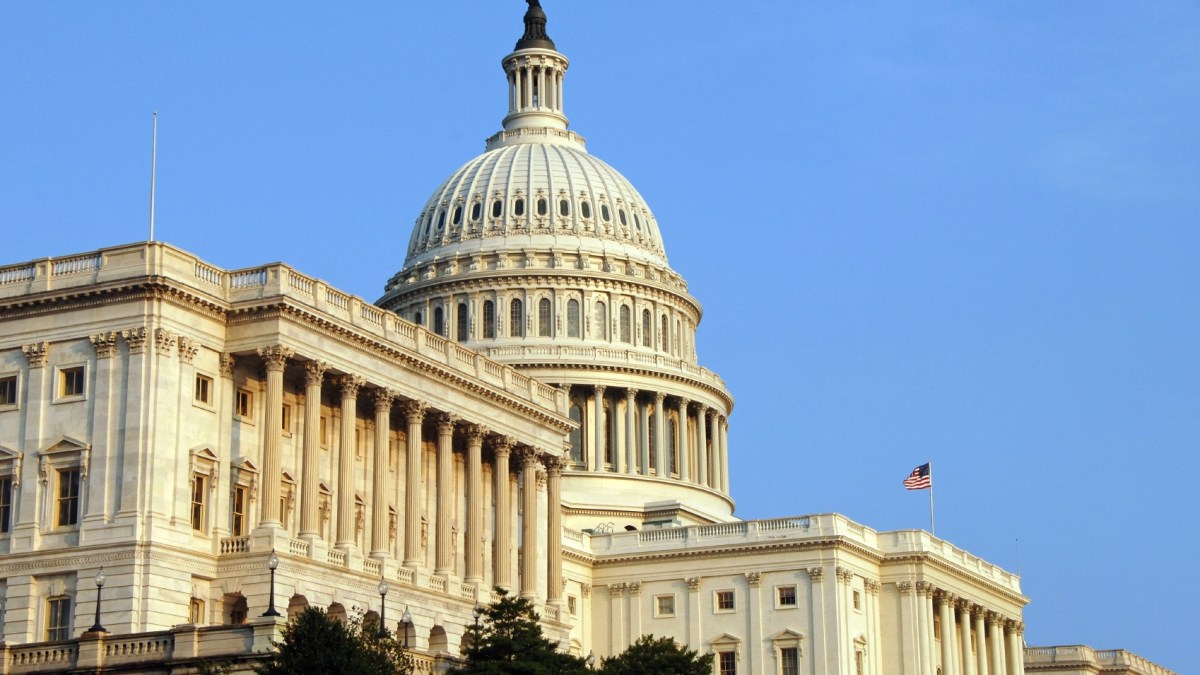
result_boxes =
[376,578,389,637]
[400,606,412,649]
[586,650,596,670]
[472,604,482,629]
[88,568,107,633]
[262,550,281,617]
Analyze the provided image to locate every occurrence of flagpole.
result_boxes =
[928,459,936,536]
[149,111,158,241]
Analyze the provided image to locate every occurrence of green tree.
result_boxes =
[255,606,413,675]
[599,634,713,675]
[452,590,588,675]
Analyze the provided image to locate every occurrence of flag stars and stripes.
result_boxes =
[904,463,931,490]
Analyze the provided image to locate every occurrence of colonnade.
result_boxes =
[507,58,566,115]
[573,385,728,492]
[251,345,564,603]
[901,581,1024,675]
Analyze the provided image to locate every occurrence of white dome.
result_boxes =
[402,140,669,271]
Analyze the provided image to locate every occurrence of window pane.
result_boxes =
[782,647,799,675]
[619,305,631,343]
[433,307,445,336]
[457,303,469,342]
[0,477,11,533]
[567,299,580,337]
[594,302,607,340]
[510,299,524,337]
[538,298,552,337]
[0,375,17,405]
[57,469,80,526]
[483,300,495,339]
[641,310,651,347]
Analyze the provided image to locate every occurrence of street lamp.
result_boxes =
[262,550,281,617]
[586,650,596,669]
[472,604,482,628]
[376,578,389,637]
[88,567,107,633]
[400,606,413,649]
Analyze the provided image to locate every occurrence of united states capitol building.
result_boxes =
[0,3,1174,674]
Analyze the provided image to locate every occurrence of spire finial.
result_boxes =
[516,0,555,50]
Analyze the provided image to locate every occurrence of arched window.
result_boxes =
[514,198,525,217]
[580,201,592,219]
[433,307,445,336]
[559,199,570,217]
[648,411,657,474]
[413,311,423,327]
[567,299,581,337]
[601,204,611,222]
[509,299,524,337]
[619,305,631,343]
[491,200,503,219]
[568,403,583,463]
[641,309,652,347]
[538,298,552,337]
[437,211,446,230]
[452,205,462,225]
[675,319,682,355]
[537,198,548,216]
[603,400,614,466]
[456,302,469,342]
[593,301,608,340]
[619,209,627,226]
[471,202,482,221]
[483,300,495,339]
[668,418,679,476]
[660,315,669,351]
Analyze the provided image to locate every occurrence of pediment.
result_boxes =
[232,458,259,474]
[190,446,220,463]
[772,629,804,642]
[41,436,90,456]
[710,633,741,647]
[318,480,333,495]
[0,445,20,461]
[281,470,297,485]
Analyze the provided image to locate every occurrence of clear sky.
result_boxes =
[2,2,1196,670]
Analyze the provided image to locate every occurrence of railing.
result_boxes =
[230,268,267,289]
[460,583,476,599]
[289,539,311,557]
[7,642,78,672]
[397,567,415,584]
[327,549,347,567]
[103,634,172,663]
[51,253,101,276]
[360,304,384,326]
[288,270,316,296]
[1024,645,1178,675]
[194,262,223,286]
[0,262,37,285]
[219,536,249,554]
[428,576,446,592]
[325,288,350,310]
[363,559,382,576]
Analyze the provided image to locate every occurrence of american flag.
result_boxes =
[903,463,931,490]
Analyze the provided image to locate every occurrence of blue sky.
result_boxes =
[2,2,1196,670]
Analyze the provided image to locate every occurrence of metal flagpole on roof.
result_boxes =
[928,459,935,536]
[149,111,158,241]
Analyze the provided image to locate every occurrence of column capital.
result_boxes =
[955,597,972,612]
[178,337,199,364]
[337,375,366,399]
[465,424,491,442]
[986,611,1004,627]
[744,572,762,587]
[303,360,329,385]
[437,412,461,433]
[401,399,427,423]
[625,387,639,399]
[627,581,642,596]
[258,345,293,371]
[489,435,514,455]
[836,566,855,584]
[219,352,237,377]
[686,577,701,592]
[155,328,179,356]
[653,391,666,403]
[593,384,607,396]
[897,581,913,595]
[1005,619,1024,633]
[372,388,396,412]
[123,328,149,354]
[544,455,569,476]
[677,396,691,407]
[608,583,626,598]
[971,604,987,619]
[22,342,49,368]
[864,578,881,595]
[514,446,541,468]
[90,333,118,359]
[807,567,824,582]
[934,589,955,603]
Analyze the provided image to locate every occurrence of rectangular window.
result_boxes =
[56,468,80,527]
[281,404,292,433]
[655,594,675,617]
[568,596,577,616]
[232,486,248,537]
[781,647,799,675]
[191,475,206,531]
[189,598,205,625]
[320,416,329,447]
[715,590,735,612]
[0,476,11,533]
[235,389,253,419]
[719,651,737,675]
[46,596,71,641]
[855,651,864,675]
[853,590,861,610]
[194,374,213,405]
[0,374,17,407]
[777,585,797,608]
[933,615,942,639]
[59,366,85,398]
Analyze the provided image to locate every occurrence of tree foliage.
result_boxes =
[451,590,589,675]
[255,606,413,675]
[599,634,713,675]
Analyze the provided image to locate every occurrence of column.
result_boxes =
[973,608,989,675]
[334,375,364,548]
[917,583,934,675]
[708,410,720,489]
[959,600,976,675]
[370,388,395,558]
[492,436,513,590]
[402,400,427,567]
[719,418,730,492]
[592,385,605,471]
[517,447,540,600]
[638,400,650,476]
[988,614,1006,675]
[696,406,709,487]
[677,398,690,482]
[1005,622,1024,675]
[898,583,918,674]
[298,361,327,538]
[938,593,956,675]
[652,393,666,476]
[464,425,488,583]
[435,413,459,575]
[546,456,565,605]
[257,345,292,526]
[624,389,638,474]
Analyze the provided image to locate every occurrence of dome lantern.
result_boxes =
[498,0,571,140]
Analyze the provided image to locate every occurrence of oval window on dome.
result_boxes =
[437,211,446,230]
[452,206,462,225]
[580,201,592,219]
[601,204,611,222]
[537,198,548,216]
[634,213,642,230]
[491,200,503,219]
[559,199,570,217]
[471,202,482,221]
[514,198,525,217]
[619,209,627,226]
